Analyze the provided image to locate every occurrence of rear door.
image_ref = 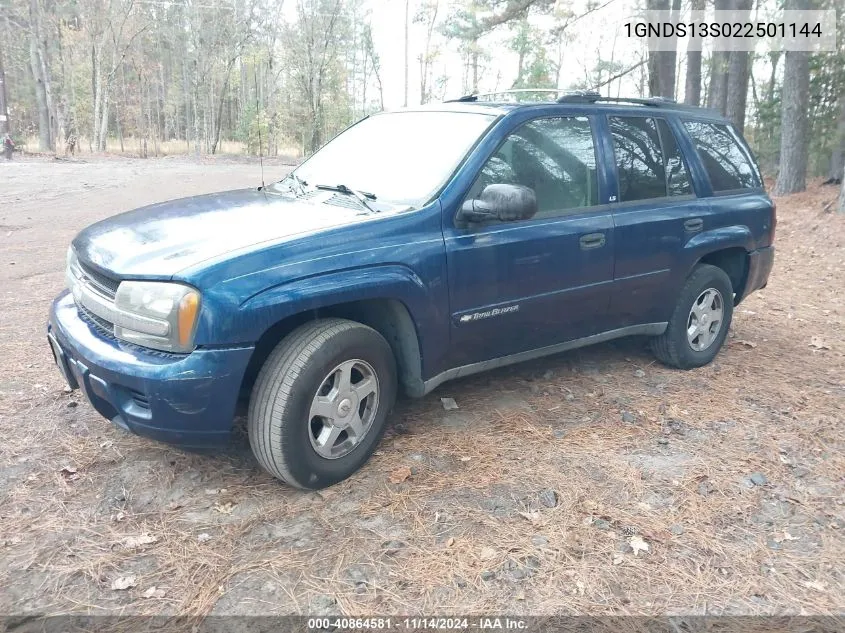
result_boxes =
[443,114,615,367]
[603,114,711,327]
[681,119,773,251]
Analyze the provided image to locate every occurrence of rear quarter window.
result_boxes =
[683,121,762,192]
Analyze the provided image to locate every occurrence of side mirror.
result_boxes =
[459,184,538,224]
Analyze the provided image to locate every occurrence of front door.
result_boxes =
[443,115,615,368]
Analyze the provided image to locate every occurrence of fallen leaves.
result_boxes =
[388,466,412,484]
[111,575,137,591]
[440,397,459,411]
[773,531,800,543]
[809,337,831,350]
[213,501,235,515]
[734,339,757,348]
[122,533,159,549]
[628,535,650,556]
[518,510,542,524]
[142,586,167,599]
[59,466,79,481]
[802,581,828,592]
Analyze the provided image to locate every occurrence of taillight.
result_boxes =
[771,201,777,244]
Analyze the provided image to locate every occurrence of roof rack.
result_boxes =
[445,88,569,103]
[557,92,677,106]
[443,88,714,113]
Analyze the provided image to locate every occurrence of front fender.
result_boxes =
[235,265,446,375]
[244,264,430,314]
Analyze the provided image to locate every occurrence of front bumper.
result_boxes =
[739,245,775,302]
[48,291,254,447]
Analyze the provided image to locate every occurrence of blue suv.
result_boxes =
[48,92,775,489]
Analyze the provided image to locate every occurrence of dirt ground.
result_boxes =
[0,156,842,618]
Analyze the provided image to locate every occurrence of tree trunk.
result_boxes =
[646,0,676,99]
[839,169,845,212]
[37,35,56,149]
[684,0,703,105]
[403,0,409,107]
[211,62,234,155]
[471,46,479,93]
[92,42,104,151]
[773,1,810,196]
[724,0,752,131]
[683,0,704,104]
[29,0,51,151]
[708,52,730,114]
[724,52,750,130]
[373,59,384,110]
[707,0,732,114]
[99,88,110,151]
[827,96,845,182]
[0,35,11,135]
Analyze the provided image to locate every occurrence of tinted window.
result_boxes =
[610,117,666,202]
[683,121,762,191]
[658,119,693,196]
[470,116,599,217]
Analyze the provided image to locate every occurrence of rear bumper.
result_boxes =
[739,246,775,302]
[48,291,254,447]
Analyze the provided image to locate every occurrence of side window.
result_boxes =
[609,116,666,202]
[469,116,599,218]
[657,119,693,196]
[683,121,762,192]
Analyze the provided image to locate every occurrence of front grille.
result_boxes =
[78,261,120,299]
[78,303,115,337]
[76,303,184,358]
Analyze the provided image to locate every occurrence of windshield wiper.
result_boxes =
[315,183,377,212]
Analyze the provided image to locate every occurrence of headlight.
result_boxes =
[113,281,201,353]
[66,247,78,290]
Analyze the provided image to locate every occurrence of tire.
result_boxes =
[651,264,734,369]
[248,318,397,489]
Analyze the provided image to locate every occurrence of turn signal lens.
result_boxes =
[178,291,200,347]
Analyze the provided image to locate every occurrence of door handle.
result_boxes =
[579,233,606,250]
[684,218,704,232]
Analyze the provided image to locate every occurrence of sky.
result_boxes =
[353,0,786,111]
[367,0,647,108]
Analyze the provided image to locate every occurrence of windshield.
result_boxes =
[286,111,496,206]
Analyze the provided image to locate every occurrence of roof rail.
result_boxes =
[555,90,602,103]
[445,94,479,102]
[443,89,715,114]
[557,93,678,107]
[445,88,567,103]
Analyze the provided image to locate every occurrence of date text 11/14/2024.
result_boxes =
[307,617,529,630]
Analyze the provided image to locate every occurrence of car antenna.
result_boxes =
[253,69,266,194]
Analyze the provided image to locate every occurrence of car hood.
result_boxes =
[72,188,377,277]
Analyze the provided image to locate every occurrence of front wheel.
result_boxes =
[248,318,397,489]
[651,264,734,369]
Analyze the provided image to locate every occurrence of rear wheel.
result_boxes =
[651,264,734,369]
[248,318,397,489]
